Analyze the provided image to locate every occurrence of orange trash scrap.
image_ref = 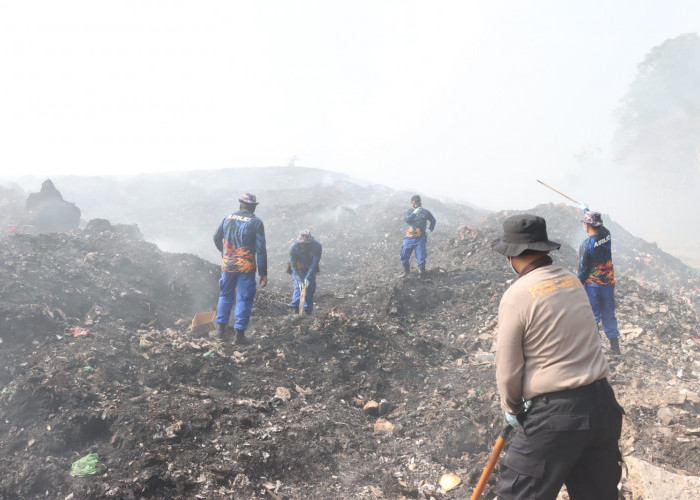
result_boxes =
[70,327,90,338]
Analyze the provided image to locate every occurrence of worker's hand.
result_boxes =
[413,207,423,214]
[303,278,310,289]
[504,411,520,428]
[425,228,431,235]
[259,275,268,288]
[578,202,589,212]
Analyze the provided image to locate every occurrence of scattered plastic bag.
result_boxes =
[70,453,99,477]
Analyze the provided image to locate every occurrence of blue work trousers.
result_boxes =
[584,283,620,340]
[400,236,427,267]
[291,274,317,312]
[216,271,257,330]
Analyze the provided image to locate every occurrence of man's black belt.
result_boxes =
[531,378,607,404]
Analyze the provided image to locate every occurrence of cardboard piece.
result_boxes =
[191,311,216,336]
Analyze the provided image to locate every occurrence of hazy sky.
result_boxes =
[1,1,698,216]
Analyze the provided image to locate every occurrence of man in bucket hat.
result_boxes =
[491,214,623,499]
[212,193,267,344]
[578,209,621,355]
[288,229,323,314]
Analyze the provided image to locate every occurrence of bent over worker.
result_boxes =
[578,209,621,355]
[213,193,267,344]
[400,194,436,278]
[492,214,623,500]
[288,229,322,314]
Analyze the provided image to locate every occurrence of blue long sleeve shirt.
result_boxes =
[577,226,614,285]
[213,209,267,276]
[404,207,436,238]
[289,240,322,281]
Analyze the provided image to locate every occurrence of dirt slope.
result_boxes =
[1,188,699,499]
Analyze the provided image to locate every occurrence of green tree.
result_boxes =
[614,33,700,189]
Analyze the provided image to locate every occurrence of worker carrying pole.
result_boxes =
[537,179,622,355]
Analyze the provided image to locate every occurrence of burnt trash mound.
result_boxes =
[0,220,219,347]
[1,202,700,497]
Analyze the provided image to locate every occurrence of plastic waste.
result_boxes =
[70,453,99,477]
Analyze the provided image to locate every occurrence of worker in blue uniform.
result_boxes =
[288,229,322,314]
[578,208,621,355]
[213,193,267,344]
[400,194,436,278]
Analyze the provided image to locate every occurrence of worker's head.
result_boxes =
[493,215,560,274]
[239,193,259,212]
[411,194,421,208]
[492,214,561,257]
[581,211,603,233]
[297,229,314,244]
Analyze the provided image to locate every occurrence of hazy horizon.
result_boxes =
[2,2,699,265]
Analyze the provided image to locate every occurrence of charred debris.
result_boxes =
[0,179,699,499]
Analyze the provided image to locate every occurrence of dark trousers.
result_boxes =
[496,378,624,500]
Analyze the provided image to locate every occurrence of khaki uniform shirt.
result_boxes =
[495,264,609,414]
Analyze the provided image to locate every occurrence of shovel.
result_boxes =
[470,423,513,500]
[298,286,306,316]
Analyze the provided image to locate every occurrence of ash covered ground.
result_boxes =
[1,172,700,499]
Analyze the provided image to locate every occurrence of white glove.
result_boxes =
[578,202,589,211]
[504,411,520,428]
[413,207,422,214]
[425,228,432,235]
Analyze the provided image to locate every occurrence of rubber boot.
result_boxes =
[400,263,410,278]
[418,265,426,279]
[209,322,227,339]
[608,337,621,355]
[234,328,248,345]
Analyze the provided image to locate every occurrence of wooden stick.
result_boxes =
[299,286,306,316]
[536,179,581,205]
[470,424,513,500]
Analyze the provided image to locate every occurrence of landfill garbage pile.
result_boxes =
[0,180,699,498]
[0,219,219,347]
[0,186,25,231]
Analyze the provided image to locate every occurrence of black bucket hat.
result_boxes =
[492,214,561,257]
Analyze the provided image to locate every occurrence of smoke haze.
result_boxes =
[1,2,699,265]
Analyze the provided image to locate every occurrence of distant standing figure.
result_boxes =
[213,193,268,344]
[289,230,322,314]
[578,209,621,355]
[400,194,436,278]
